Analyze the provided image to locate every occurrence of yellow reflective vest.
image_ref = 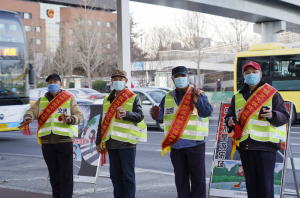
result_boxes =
[163,92,209,141]
[102,95,147,144]
[235,93,286,143]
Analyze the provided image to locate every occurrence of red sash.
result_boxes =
[100,88,135,147]
[231,84,277,159]
[161,87,202,156]
[36,91,73,145]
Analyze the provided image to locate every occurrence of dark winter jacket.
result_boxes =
[95,89,144,149]
[224,80,290,153]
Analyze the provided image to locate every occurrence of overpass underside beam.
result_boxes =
[254,21,286,43]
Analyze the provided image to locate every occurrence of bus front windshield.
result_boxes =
[0,17,24,43]
[0,15,28,104]
[237,55,300,91]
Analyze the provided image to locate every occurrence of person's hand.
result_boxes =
[228,118,237,127]
[119,109,126,119]
[260,109,272,119]
[64,113,72,124]
[149,105,154,115]
[23,117,33,124]
[96,144,104,153]
[235,171,237,173]
[192,83,199,103]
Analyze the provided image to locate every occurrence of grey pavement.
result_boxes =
[0,116,299,197]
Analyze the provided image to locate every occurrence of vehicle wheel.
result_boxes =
[291,106,297,125]
[157,122,164,131]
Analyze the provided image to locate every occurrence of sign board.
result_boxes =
[134,62,144,71]
[208,102,291,198]
[73,104,102,184]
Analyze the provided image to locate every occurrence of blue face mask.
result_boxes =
[174,77,188,88]
[275,67,278,70]
[245,73,260,86]
[113,81,125,91]
[48,83,59,93]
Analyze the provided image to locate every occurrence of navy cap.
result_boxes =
[172,66,189,77]
[46,73,61,82]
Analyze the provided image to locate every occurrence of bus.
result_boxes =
[0,10,34,132]
[235,43,300,124]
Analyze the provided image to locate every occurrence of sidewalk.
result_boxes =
[0,187,51,198]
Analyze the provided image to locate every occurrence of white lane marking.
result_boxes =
[1,177,46,182]
[0,153,43,158]
[287,157,300,170]
[209,139,215,141]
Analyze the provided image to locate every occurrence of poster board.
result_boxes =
[73,104,102,184]
[208,102,291,198]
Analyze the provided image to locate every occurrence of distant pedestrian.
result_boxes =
[85,83,89,88]
[131,83,134,88]
[105,82,111,93]
[216,79,221,91]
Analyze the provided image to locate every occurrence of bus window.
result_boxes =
[0,18,24,43]
[271,55,300,91]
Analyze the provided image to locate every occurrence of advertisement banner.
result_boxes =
[208,102,291,198]
[73,105,102,184]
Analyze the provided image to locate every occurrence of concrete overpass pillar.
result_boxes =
[254,21,286,43]
[117,0,131,88]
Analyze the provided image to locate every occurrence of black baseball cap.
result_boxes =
[46,73,61,82]
[172,66,189,77]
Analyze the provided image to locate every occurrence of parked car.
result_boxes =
[29,88,94,106]
[67,88,107,103]
[144,86,173,92]
[132,88,167,131]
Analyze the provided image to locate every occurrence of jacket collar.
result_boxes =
[45,89,63,101]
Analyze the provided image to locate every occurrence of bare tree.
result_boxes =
[69,0,117,88]
[25,23,46,88]
[213,18,258,52]
[175,12,211,88]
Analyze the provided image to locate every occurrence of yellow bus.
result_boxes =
[234,43,300,124]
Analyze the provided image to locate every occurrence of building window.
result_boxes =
[97,21,101,26]
[23,13,32,19]
[107,44,111,49]
[87,20,92,26]
[69,29,73,34]
[35,26,41,32]
[36,39,41,45]
[24,26,31,32]
[9,25,17,31]
[115,34,117,39]
[106,22,111,27]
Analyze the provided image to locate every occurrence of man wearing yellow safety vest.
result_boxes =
[96,70,146,198]
[23,73,83,198]
[150,66,213,198]
[225,61,289,198]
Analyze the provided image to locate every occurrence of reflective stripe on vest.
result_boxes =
[235,93,286,143]
[38,96,78,137]
[102,95,147,144]
[163,92,209,141]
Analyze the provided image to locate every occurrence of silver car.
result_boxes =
[67,88,107,102]
[132,88,167,131]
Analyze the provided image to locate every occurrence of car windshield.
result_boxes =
[146,90,166,103]
[80,89,100,94]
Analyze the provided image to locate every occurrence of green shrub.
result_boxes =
[92,80,107,92]
[69,82,75,88]
[37,82,46,88]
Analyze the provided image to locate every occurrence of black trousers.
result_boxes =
[170,143,206,198]
[240,150,276,198]
[42,142,73,198]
